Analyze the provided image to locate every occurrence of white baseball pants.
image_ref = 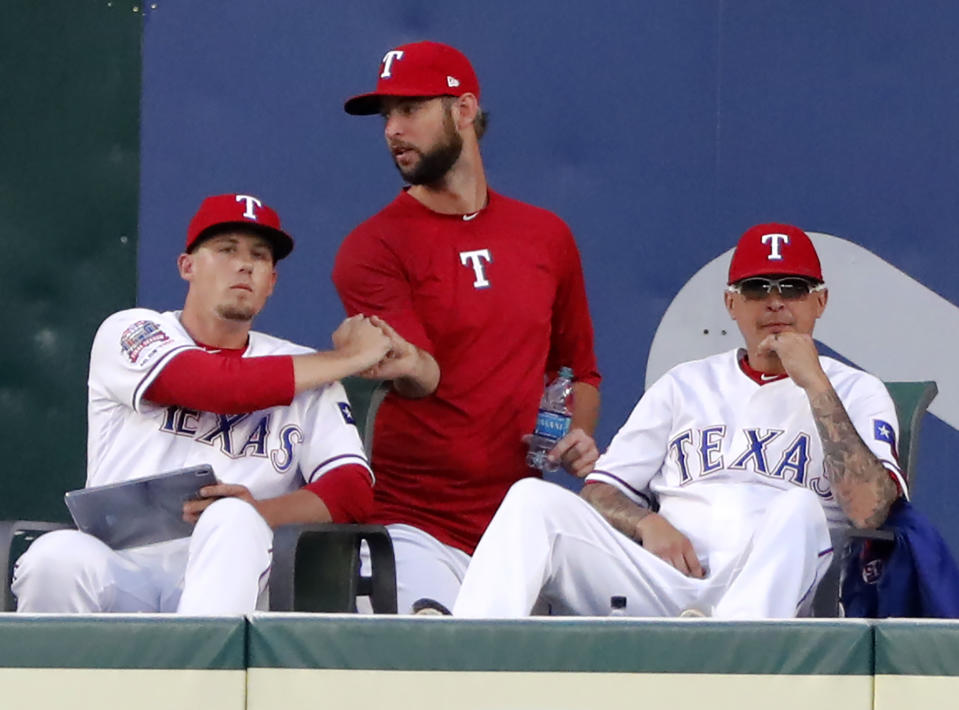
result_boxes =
[358,523,471,614]
[453,478,833,618]
[12,497,272,614]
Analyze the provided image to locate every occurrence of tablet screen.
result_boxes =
[64,464,218,549]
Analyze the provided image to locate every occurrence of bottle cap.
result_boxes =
[610,595,627,609]
[559,366,574,379]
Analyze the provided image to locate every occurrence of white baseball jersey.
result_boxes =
[86,308,371,498]
[587,348,903,568]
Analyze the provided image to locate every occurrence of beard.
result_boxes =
[392,112,464,186]
[216,303,256,322]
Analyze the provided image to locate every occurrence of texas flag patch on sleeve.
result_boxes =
[873,419,898,456]
[338,401,356,425]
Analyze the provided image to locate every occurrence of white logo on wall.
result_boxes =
[647,233,956,430]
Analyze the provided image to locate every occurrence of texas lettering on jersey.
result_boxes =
[159,406,302,474]
[668,426,831,498]
[667,417,898,500]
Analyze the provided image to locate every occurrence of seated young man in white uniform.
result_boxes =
[13,193,392,614]
[454,223,905,618]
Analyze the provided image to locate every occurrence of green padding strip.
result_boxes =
[249,616,873,675]
[875,621,959,676]
[0,616,246,669]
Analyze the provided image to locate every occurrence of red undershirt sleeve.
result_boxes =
[304,464,374,523]
[144,350,295,414]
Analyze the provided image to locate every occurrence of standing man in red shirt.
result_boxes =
[334,41,602,614]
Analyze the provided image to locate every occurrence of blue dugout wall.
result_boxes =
[138,2,959,553]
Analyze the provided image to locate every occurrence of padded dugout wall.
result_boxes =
[874,621,959,708]
[246,615,875,710]
[0,1,140,521]
[3,615,958,709]
[0,616,246,710]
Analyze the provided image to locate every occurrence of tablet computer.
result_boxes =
[64,464,218,549]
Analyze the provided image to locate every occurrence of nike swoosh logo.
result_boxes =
[760,374,779,381]
[462,212,480,221]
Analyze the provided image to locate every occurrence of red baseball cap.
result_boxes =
[344,40,480,116]
[186,194,294,260]
[727,223,823,284]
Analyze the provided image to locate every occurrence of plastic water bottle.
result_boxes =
[609,595,628,617]
[526,366,574,472]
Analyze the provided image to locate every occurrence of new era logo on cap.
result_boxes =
[186,193,295,260]
[727,222,823,284]
[345,40,480,115]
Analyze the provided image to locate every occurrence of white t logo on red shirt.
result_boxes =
[460,249,493,289]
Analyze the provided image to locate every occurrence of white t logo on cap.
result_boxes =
[761,233,789,260]
[381,50,405,78]
[236,194,262,220]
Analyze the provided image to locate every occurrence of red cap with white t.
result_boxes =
[344,40,480,116]
[727,223,823,284]
[186,193,294,260]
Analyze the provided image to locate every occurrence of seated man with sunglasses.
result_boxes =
[453,222,904,618]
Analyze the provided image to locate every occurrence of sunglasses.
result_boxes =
[727,277,825,301]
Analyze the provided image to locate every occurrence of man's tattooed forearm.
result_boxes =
[581,484,651,541]
[808,387,897,527]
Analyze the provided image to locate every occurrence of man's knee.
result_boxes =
[502,477,577,518]
[15,530,102,578]
[12,530,109,603]
[193,497,270,541]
